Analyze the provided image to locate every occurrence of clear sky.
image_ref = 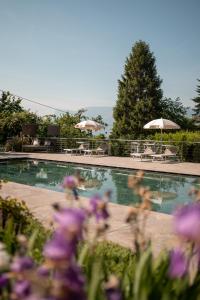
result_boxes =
[0,0,199,113]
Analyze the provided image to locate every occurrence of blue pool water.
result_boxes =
[0,159,199,214]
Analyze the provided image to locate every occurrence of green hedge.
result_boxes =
[150,131,200,162]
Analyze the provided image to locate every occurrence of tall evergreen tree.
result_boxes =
[192,79,200,117]
[112,41,163,138]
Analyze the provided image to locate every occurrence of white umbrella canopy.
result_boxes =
[75,120,104,131]
[144,118,180,131]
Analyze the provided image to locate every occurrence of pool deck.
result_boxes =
[0,152,199,176]
[0,151,199,254]
[0,181,177,255]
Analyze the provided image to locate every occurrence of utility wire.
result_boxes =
[0,89,68,114]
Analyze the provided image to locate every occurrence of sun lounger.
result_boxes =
[130,147,155,161]
[64,143,88,155]
[151,147,178,161]
[84,143,108,156]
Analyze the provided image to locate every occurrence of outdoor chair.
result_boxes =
[151,147,179,162]
[64,143,89,155]
[84,143,108,156]
[130,146,156,161]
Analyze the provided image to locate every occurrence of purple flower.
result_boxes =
[174,203,200,243]
[168,248,188,278]
[0,274,8,288]
[37,265,51,277]
[105,288,123,300]
[43,232,76,261]
[14,280,31,297]
[62,176,77,189]
[11,256,34,273]
[54,208,85,238]
[54,263,86,300]
[90,195,109,221]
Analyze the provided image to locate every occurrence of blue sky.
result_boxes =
[0,0,199,113]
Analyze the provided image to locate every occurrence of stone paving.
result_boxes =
[0,152,199,176]
[0,181,177,255]
[19,152,200,176]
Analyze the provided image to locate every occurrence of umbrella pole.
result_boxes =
[160,128,163,152]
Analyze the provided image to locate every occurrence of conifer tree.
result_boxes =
[192,79,200,117]
[112,41,163,138]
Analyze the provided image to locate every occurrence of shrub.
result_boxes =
[0,196,49,260]
[5,136,30,152]
[149,131,200,162]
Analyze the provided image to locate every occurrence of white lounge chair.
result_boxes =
[151,147,178,162]
[64,143,88,155]
[84,143,108,156]
[130,147,155,161]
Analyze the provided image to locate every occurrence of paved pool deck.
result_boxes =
[0,181,176,254]
[0,151,199,254]
[0,152,199,176]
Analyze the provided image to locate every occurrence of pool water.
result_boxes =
[0,159,199,214]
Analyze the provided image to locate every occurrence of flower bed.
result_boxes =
[0,175,200,299]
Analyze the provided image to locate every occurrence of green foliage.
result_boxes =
[5,136,30,151]
[112,40,163,138]
[57,112,91,138]
[0,91,23,115]
[150,131,200,143]
[192,79,200,117]
[0,197,49,260]
[80,242,135,279]
[0,111,39,143]
[37,114,57,137]
[0,91,38,143]
[149,131,200,162]
[159,97,196,130]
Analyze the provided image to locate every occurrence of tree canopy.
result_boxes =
[112,40,163,138]
[192,79,200,126]
[159,97,195,130]
[0,91,24,115]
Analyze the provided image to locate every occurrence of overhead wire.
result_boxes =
[0,89,68,114]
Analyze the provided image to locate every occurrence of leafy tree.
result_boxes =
[38,114,57,137]
[0,111,39,143]
[159,97,195,130]
[112,40,163,138]
[0,91,24,114]
[56,112,91,138]
[91,115,108,128]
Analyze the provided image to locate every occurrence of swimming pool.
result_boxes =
[0,159,199,214]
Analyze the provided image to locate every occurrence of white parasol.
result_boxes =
[75,120,103,131]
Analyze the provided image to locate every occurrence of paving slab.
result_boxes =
[0,181,177,254]
[1,152,200,176]
[3,152,199,176]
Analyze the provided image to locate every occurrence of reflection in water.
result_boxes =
[36,168,48,179]
[0,159,198,214]
[77,178,101,191]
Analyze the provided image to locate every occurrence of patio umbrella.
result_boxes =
[75,120,103,131]
[143,118,180,134]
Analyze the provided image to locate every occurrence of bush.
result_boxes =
[149,131,200,162]
[0,196,49,260]
[5,136,31,152]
